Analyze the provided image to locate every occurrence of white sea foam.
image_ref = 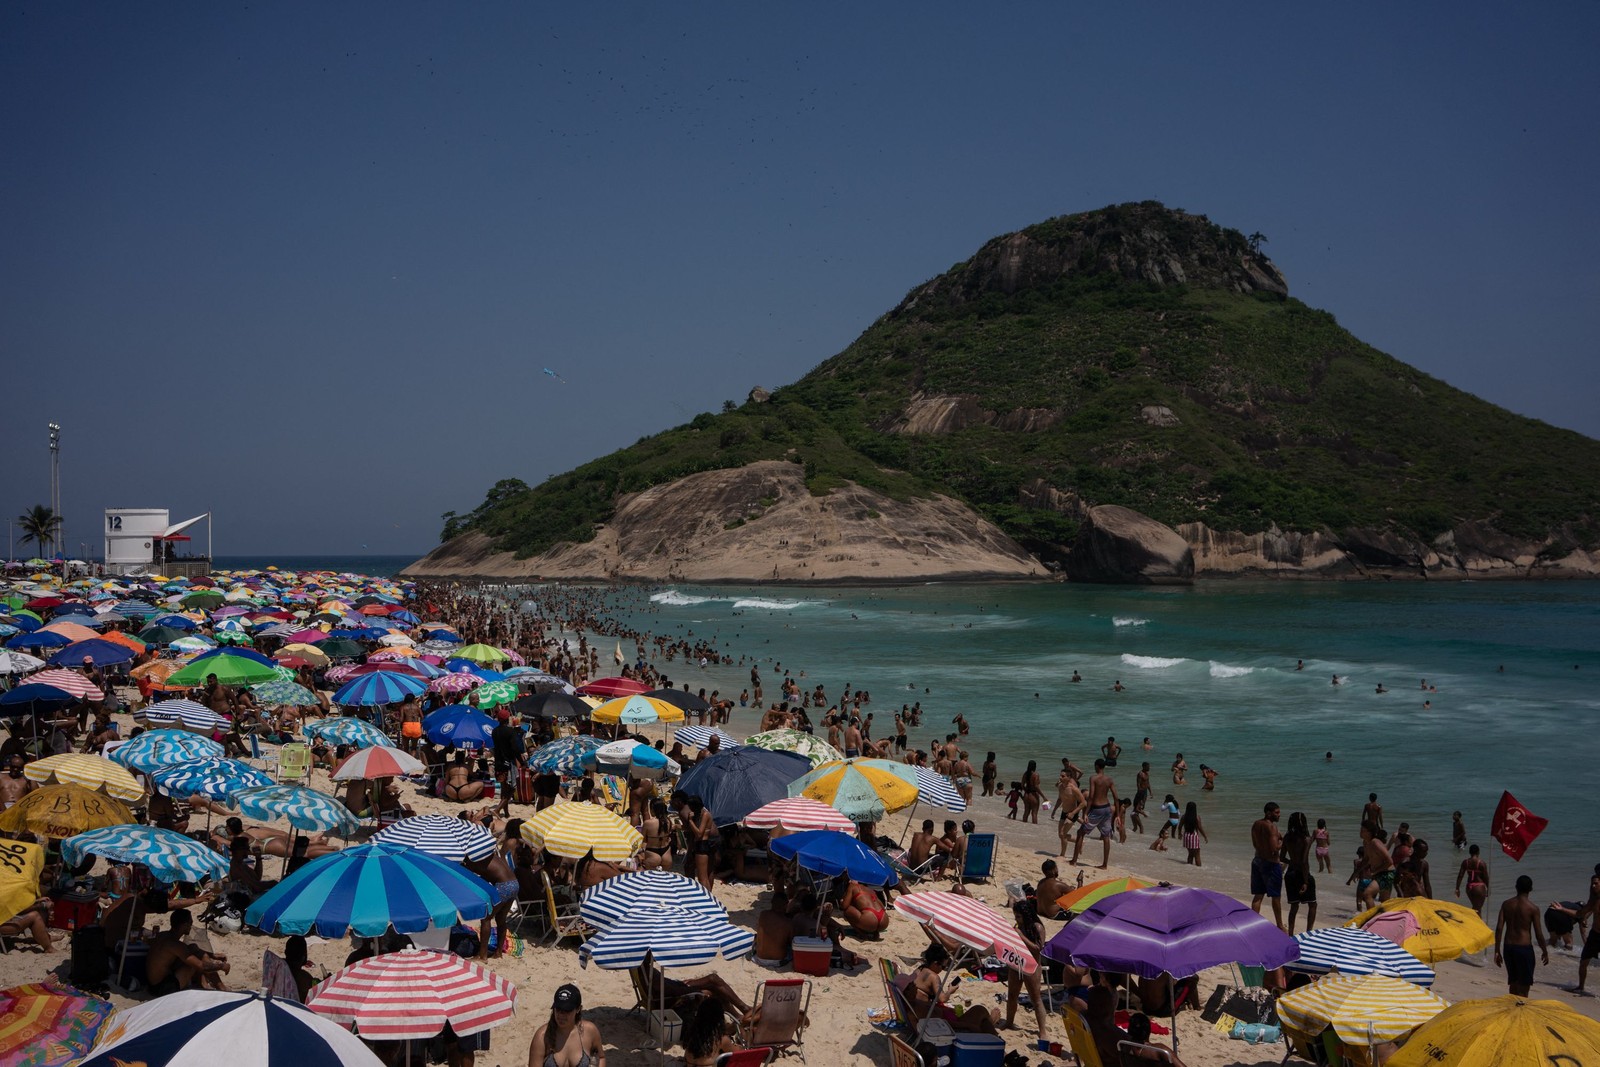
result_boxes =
[1121,654,1185,669]
[1208,662,1254,678]
[731,597,807,611]
[1112,616,1149,628]
[649,590,715,606]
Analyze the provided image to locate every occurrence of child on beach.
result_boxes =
[1006,782,1022,820]
[1314,819,1332,873]
[1150,795,1180,851]
[1179,802,1208,866]
[1116,798,1133,843]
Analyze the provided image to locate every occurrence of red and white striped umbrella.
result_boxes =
[894,891,1038,975]
[25,668,105,700]
[744,797,857,833]
[428,673,478,694]
[330,745,425,781]
[324,664,361,685]
[306,947,517,1040]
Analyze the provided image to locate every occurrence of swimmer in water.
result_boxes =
[1070,671,1082,683]
[1111,680,1125,692]
[1375,683,1387,694]
[1142,737,1152,751]
[1325,752,1334,762]
[1331,674,1341,686]
[1296,659,1304,671]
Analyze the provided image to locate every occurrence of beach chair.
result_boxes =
[716,1049,775,1067]
[885,1033,925,1067]
[1061,1008,1104,1067]
[880,848,939,887]
[878,959,910,1028]
[959,833,996,884]
[740,978,811,1061]
[627,963,652,1016]
[1116,1040,1174,1066]
[277,742,311,783]
[540,871,593,946]
[1282,1028,1332,1065]
[247,732,278,775]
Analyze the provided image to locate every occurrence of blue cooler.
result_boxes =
[951,1032,1005,1067]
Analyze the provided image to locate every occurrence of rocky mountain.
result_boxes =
[408,201,1600,583]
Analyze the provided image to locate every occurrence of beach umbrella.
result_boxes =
[130,659,183,684]
[575,676,649,698]
[179,589,224,608]
[511,691,590,718]
[151,758,272,801]
[1277,972,1449,1047]
[912,767,968,812]
[0,683,75,719]
[673,725,739,750]
[420,704,497,749]
[245,841,495,937]
[164,652,278,688]
[443,658,502,679]
[520,801,643,862]
[472,680,518,709]
[769,829,897,885]
[0,650,45,674]
[167,635,216,655]
[251,679,320,707]
[578,870,732,930]
[579,903,753,969]
[330,745,424,780]
[451,643,511,665]
[150,613,199,630]
[135,698,230,733]
[1347,897,1494,962]
[189,645,275,666]
[427,672,479,695]
[787,757,920,822]
[743,728,843,767]
[304,716,395,750]
[678,747,812,825]
[62,824,230,884]
[75,989,384,1067]
[105,729,224,771]
[21,754,145,802]
[20,668,102,700]
[343,662,426,680]
[0,839,44,926]
[47,638,134,668]
[318,638,366,659]
[526,736,603,776]
[1385,994,1600,1067]
[277,642,331,665]
[0,784,134,838]
[376,632,414,647]
[646,688,710,714]
[743,797,857,833]
[388,656,444,678]
[895,891,1038,974]
[136,625,190,647]
[0,980,116,1067]
[373,813,497,861]
[333,670,427,706]
[232,784,362,834]
[594,739,678,779]
[1287,926,1437,986]
[590,695,685,726]
[4,630,69,651]
[305,948,517,1041]
[1055,875,1153,916]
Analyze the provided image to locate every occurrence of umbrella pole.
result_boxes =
[898,800,922,846]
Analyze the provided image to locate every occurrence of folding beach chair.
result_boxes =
[277,742,311,783]
[885,1033,925,1067]
[248,732,278,776]
[959,832,996,884]
[741,978,811,1061]
[540,871,593,946]
[1061,1008,1105,1067]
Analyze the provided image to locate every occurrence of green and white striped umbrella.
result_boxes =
[744,728,844,767]
[252,679,320,707]
[473,680,518,709]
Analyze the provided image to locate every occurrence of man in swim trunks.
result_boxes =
[1070,760,1120,869]
[1495,875,1549,997]
[1250,803,1285,930]
[1100,737,1120,767]
[1360,821,1396,905]
[398,694,423,754]
[842,717,862,759]
[1056,770,1085,858]
[1133,762,1151,816]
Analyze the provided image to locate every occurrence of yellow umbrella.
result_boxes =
[1278,972,1449,1046]
[278,642,331,666]
[0,839,44,925]
[0,784,135,839]
[131,659,181,681]
[520,800,642,862]
[1386,995,1600,1067]
[21,754,146,802]
[788,757,921,821]
[1346,897,1494,962]
[589,695,686,725]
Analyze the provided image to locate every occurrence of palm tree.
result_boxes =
[16,504,61,557]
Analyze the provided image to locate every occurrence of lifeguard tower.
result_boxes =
[103,508,212,576]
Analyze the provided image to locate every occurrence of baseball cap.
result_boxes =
[553,984,582,1011]
[496,708,511,721]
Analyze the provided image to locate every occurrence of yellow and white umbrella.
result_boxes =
[519,801,642,862]
[21,754,146,802]
[1278,972,1449,1046]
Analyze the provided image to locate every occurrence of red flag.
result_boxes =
[1490,791,1548,861]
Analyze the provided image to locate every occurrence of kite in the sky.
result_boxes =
[543,367,567,384]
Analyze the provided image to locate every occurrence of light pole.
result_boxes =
[48,422,61,557]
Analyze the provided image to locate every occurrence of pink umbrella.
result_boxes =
[499,647,525,666]
[24,669,104,700]
[284,628,328,644]
[895,891,1038,974]
[330,746,425,781]
[576,676,650,698]
[428,673,478,694]
[306,948,516,1040]
[1362,911,1421,947]
[324,664,361,685]
[744,797,857,833]
[366,649,411,662]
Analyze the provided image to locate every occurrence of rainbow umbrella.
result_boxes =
[787,757,920,821]
[0,981,116,1067]
[1055,875,1153,916]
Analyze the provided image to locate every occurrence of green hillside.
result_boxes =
[446,201,1600,562]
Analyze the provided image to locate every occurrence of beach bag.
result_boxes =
[515,766,536,805]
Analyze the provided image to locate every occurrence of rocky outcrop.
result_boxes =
[884,393,1061,436]
[1140,405,1179,427]
[1178,523,1359,577]
[1066,505,1194,584]
[402,460,1041,583]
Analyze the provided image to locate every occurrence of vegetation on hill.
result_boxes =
[444,201,1600,561]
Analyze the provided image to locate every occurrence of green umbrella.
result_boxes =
[180,590,224,609]
[474,681,518,708]
[252,680,319,707]
[164,652,280,688]
[744,728,845,767]
[136,626,189,647]
[453,643,510,666]
[318,638,366,660]
[213,631,254,645]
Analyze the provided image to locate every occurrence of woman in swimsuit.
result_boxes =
[637,799,676,871]
[1313,819,1332,873]
[840,879,889,936]
[1178,802,1208,867]
[530,983,605,1067]
[1021,761,1043,824]
[1456,843,1491,914]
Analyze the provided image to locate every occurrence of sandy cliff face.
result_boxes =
[403,460,1041,582]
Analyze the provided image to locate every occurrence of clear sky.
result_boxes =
[4,4,1596,557]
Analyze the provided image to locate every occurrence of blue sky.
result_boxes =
[4,4,1596,556]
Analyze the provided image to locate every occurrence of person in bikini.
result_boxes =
[841,879,889,936]
[637,799,675,871]
[1457,843,1491,914]
[440,750,484,803]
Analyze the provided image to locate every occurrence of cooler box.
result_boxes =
[915,1018,955,1067]
[647,1009,682,1047]
[791,936,831,977]
[952,1033,1005,1067]
[50,890,99,931]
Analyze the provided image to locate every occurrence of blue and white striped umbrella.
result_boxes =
[170,635,217,652]
[579,904,754,970]
[1286,926,1437,986]
[333,671,427,706]
[245,841,496,938]
[232,784,362,835]
[527,736,603,776]
[151,757,272,801]
[915,767,968,813]
[63,824,230,884]
[136,699,231,733]
[255,622,299,638]
[303,715,395,749]
[106,729,224,771]
[390,656,447,679]
[674,726,741,750]
[76,989,383,1067]
[374,813,497,861]
[580,870,730,930]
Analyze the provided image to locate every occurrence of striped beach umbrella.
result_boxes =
[333,670,427,707]
[0,980,115,1067]
[75,989,383,1067]
[303,716,394,750]
[427,672,479,695]
[21,754,145,802]
[1288,926,1437,986]
[579,904,753,970]
[63,824,229,884]
[590,695,685,726]
[245,841,495,937]
[232,784,361,835]
[788,758,920,821]
[329,745,424,781]
[151,758,271,801]
[913,767,968,812]
[21,669,102,701]
[374,814,496,861]
[135,699,230,734]
[580,870,732,930]
[673,726,740,750]
[105,729,224,772]
[526,736,602,776]
[520,801,642,862]
[895,891,1039,975]
[251,680,319,707]
[1277,973,1449,1046]
[743,797,857,833]
[472,680,518,709]
[305,949,516,1041]
[743,728,843,767]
